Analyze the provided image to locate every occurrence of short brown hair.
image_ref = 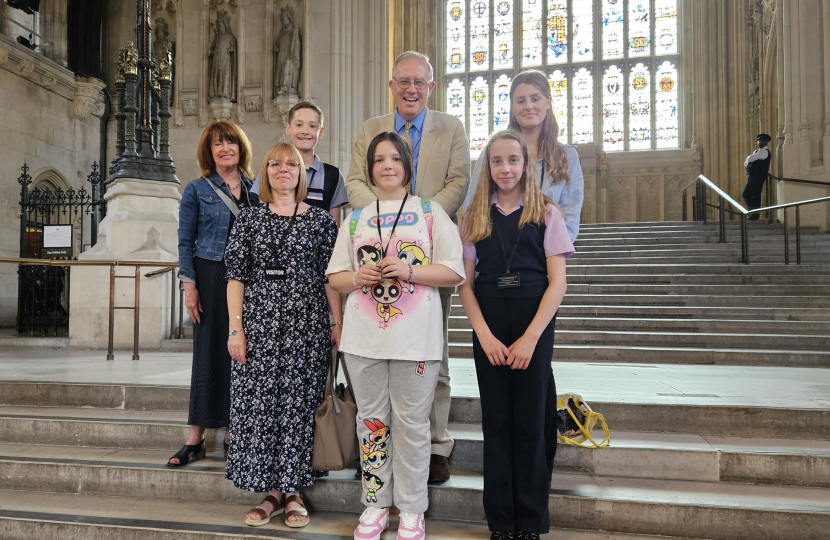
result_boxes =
[196,121,253,178]
[366,132,413,192]
[257,143,308,204]
[288,101,324,126]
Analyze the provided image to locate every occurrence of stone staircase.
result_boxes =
[3,220,830,540]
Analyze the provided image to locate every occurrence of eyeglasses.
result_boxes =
[394,78,431,90]
[267,160,299,170]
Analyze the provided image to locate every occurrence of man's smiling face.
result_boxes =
[389,56,435,122]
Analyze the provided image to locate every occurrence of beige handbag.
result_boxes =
[312,345,358,471]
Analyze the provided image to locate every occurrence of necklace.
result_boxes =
[224,173,241,190]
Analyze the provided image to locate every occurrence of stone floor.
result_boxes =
[1,347,829,409]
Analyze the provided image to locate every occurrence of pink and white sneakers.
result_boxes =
[354,507,389,540]
[397,512,425,540]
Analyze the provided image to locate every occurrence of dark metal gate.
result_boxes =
[16,163,105,335]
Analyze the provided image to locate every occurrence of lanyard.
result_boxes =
[269,202,299,261]
[376,193,409,259]
[491,206,524,273]
[308,168,317,187]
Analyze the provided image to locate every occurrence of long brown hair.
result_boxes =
[196,120,253,178]
[507,70,570,185]
[461,130,560,243]
[257,143,308,204]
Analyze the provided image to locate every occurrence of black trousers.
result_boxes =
[742,174,767,210]
[544,315,558,479]
[473,295,555,535]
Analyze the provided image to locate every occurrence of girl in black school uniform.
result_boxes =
[458,130,573,540]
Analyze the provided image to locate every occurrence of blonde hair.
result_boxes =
[508,70,571,186]
[196,120,253,178]
[462,130,562,244]
[257,143,308,204]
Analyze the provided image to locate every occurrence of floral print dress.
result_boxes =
[224,203,337,493]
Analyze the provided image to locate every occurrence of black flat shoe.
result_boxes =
[167,440,206,467]
[516,533,539,540]
[490,533,514,540]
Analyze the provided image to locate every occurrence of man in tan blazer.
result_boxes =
[345,51,470,484]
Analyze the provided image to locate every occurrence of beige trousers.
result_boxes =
[429,289,454,457]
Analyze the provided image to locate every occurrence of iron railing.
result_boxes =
[681,175,830,264]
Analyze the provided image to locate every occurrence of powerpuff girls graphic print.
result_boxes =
[326,197,465,361]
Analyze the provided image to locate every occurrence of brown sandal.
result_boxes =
[245,494,285,527]
[284,493,309,528]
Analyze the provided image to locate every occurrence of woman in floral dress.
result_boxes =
[225,142,339,528]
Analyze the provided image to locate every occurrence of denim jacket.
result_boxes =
[177,171,258,283]
[464,144,584,242]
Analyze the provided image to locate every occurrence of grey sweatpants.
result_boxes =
[344,353,440,514]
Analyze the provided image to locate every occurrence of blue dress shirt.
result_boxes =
[394,107,427,194]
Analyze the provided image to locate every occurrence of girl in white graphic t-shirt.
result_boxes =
[327,132,464,540]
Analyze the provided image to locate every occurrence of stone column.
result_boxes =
[776,0,830,231]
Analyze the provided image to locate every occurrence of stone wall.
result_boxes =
[0,33,103,327]
[106,0,390,191]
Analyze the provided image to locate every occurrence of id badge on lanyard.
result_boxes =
[264,203,299,281]
[493,208,524,290]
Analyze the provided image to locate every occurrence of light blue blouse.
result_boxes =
[463,144,584,242]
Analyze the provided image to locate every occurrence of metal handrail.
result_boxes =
[0,258,181,358]
[144,266,186,341]
[769,174,830,187]
[681,175,830,265]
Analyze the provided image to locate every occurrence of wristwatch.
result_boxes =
[228,329,243,336]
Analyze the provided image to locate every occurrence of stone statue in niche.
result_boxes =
[208,10,238,102]
[273,6,302,98]
[153,18,175,103]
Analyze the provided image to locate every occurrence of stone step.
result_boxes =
[1,454,828,540]
[576,228,822,240]
[574,242,830,254]
[561,273,830,285]
[579,220,784,229]
[452,304,830,321]
[2,383,828,440]
[568,255,830,265]
[447,342,830,367]
[565,263,830,275]
[556,283,827,296]
[574,235,830,247]
[452,294,830,309]
[447,426,830,487]
[449,315,830,335]
[0,490,709,540]
[447,328,830,351]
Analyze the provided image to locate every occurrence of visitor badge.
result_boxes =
[264,265,287,281]
[307,191,324,201]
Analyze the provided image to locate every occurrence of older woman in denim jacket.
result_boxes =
[169,120,259,467]
[462,70,584,487]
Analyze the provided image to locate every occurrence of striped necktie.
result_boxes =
[402,121,413,152]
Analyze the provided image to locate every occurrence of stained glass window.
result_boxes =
[446,1,466,73]
[494,1,514,69]
[656,61,678,148]
[443,1,680,154]
[572,1,593,62]
[548,70,568,139]
[572,67,593,144]
[547,3,568,64]
[628,63,651,149]
[628,1,650,57]
[470,1,490,71]
[493,74,512,132]
[602,65,625,151]
[655,0,678,55]
[469,76,490,152]
[522,0,542,66]
[602,0,624,59]
[447,78,466,128]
